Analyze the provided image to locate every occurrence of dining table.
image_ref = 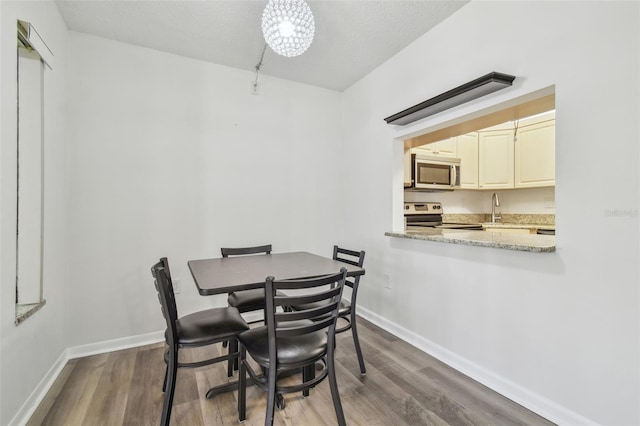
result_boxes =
[188,251,365,296]
[187,251,366,398]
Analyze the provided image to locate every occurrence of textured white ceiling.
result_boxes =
[55,0,469,91]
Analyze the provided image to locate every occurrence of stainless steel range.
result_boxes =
[404,202,483,230]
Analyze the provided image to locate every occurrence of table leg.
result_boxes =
[205,368,303,399]
[206,379,253,399]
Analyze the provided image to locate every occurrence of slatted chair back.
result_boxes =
[221,244,272,258]
[151,259,179,348]
[333,246,365,289]
[265,268,347,344]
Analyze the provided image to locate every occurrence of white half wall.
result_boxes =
[65,32,344,347]
[0,1,69,424]
[341,1,639,425]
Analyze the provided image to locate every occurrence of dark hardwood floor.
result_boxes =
[27,317,554,425]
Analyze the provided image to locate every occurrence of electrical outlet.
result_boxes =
[173,278,182,294]
[383,273,391,290]
[250,80,260,95]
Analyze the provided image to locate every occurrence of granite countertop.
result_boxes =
[385,227,556,252]
[481,222,555,230]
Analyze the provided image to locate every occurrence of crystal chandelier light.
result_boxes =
[261,0,315,57]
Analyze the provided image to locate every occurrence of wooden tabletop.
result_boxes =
[188,251,365,296]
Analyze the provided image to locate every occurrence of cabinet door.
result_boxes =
[435,138,458,157]
[479,130,514,189]
[411,145,435,156]
[515,120,555,188]
[457,133,478,189]
[412,138,457,157]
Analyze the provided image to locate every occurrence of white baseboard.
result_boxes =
[356,305,598,426]
[8,351,68,426]
[9,330,165,426]
[65,330,165,360]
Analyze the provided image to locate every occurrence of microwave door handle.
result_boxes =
[451,164,457,187]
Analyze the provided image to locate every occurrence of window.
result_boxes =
[15,20,53,324]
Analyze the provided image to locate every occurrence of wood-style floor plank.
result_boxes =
[83,347,139,426]
[122,345,165,426]
[37,352,109,425]
[28,317,555,426]
[25,359,79,426]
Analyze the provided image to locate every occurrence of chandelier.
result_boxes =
[261,0,315,57]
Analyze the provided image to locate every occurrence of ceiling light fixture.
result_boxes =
[261,0,315,57]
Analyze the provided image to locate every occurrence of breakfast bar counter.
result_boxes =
[385,228,556,253]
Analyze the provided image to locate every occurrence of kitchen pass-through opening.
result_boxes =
[400,86,556,235]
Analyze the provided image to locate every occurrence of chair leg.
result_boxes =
[161,347,178,426]
[328,339,346,426]
[162,362,169,392]
[232,339,239,371]
[227,339,238,377]
[265,364,277,426]
[238,345,247,422]
[350,310,366,376]
[302,364,315,397]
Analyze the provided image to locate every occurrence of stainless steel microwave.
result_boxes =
[411,154,461,190]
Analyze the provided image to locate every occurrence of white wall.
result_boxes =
[0,1,69,424]
[341,2,638,425]
[65,32,344,346]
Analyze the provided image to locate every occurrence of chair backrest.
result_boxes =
[333,245,365,289]
[265,268,348,345]
[221,244,272,258]
[151,258,178,346]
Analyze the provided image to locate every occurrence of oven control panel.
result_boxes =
[404,202,442,215]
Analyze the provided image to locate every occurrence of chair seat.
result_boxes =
[238,320,327,368]
[167,307,249,346]
[291,300,351,318]
[228,289,266,310]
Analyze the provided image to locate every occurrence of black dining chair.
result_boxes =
[237,268,348,426]
[222,244,273,318]
[221,244,272,370]
[151,258,249,426]
[290,246,367,376]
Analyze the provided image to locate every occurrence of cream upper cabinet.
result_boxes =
[478,129,514,189]
[433,137,458,157]
[456,133,478,189]
[515,119,555,188]
[405,111,554,192]
[412,137,457,157]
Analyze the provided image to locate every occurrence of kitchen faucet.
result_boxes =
[491,192,501,223]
